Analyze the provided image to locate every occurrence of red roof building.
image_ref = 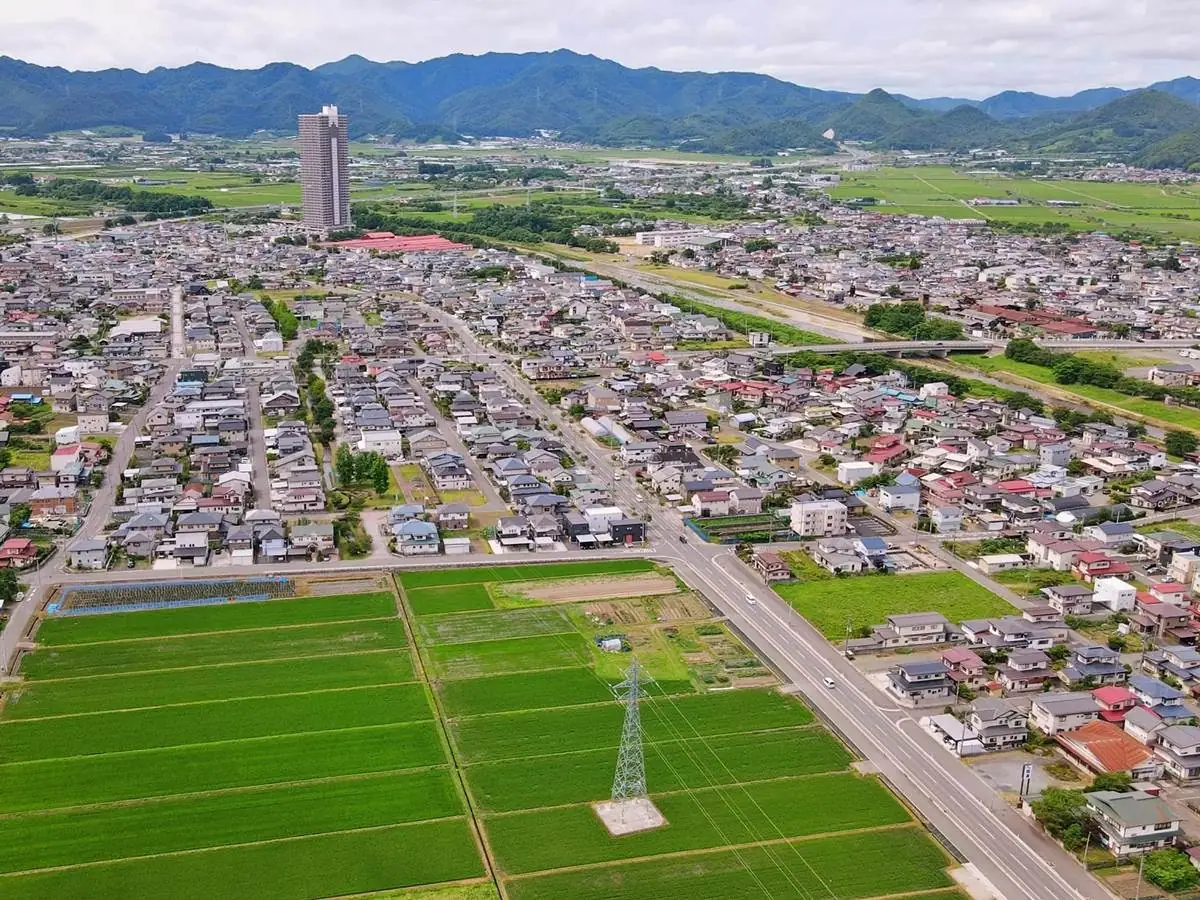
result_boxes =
[328,231,469,253]
[1091,686,1137,723]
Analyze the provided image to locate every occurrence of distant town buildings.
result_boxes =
[298,105,350,232]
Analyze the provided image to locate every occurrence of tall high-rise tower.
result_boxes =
[298,105,350,232]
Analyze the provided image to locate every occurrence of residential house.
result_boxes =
[1030,692,1099,735]
[1155,725,1200,781]
[0,538,37,568]
[1056,721,1159,781]
[1086,790,1181,857]
[68,538,107,570]
[887,661,953,705]
[752,550,792,582]
[969,699,1030,751]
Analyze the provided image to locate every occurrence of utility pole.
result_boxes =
[1134,849,1145,900]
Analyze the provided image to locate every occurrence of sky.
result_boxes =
[5,0,1195,98]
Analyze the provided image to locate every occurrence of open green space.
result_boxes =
[405,583,496,615]
[0,683,432,763]
[5,651,415,719]
[38,590,397,646]
[774,571,1015,639]
[0,769,461,875]
[504,826,955,900]
[485,774,910,874]
[22,618,410,679]
[449,689,812,764]
[1137,519,1200,540]
[829,166,1200,242]
[0,819,484,900]
[427,633,593,680]
[951,354,1200,432]
[418,607,574,645]
[397,559,654,589]
[0,721,446,814]
[466,728,850,813]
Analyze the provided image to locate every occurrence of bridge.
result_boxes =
[769,337,1200,357]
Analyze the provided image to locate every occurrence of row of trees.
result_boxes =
[335,446,391,495]
[863,301,964,341]
[260,296,299,341]
[1006,338,1200,410]
[0,173,212,215]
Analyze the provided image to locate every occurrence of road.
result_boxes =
[426,303,1102,900]
[245,382,272,505]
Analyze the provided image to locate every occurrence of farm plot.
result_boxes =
[37,590,396,645]
[467,728,852,813]
[510,573,680,604]
[0,585,487,900]
[485,774,911,874]
[449,689,813,764]
[504,826,956,900]
[4,651,416,719]
[22,618,410,679]
[397,559,654,589]
[418,607,575,645]
[406,583,495,615]
[391,559,957,899]
[774,571,1015,640]
[427,633,593,680]
[0,683,432,763]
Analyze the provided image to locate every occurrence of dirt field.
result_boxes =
[303,577,389,596]
[519,573,680,604]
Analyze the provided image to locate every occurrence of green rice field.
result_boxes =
[829,165,1200,242]
[1,582,486,898]
[395,560,959,898]
[4,561,959,898]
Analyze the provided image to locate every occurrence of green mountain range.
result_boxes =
[2,51,1200,167]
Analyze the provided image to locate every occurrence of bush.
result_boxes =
[1143,849,1200,892]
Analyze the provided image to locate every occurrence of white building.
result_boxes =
[1094,576,1136,613]
[356,429,406,458]
[789,500,848,537]
[836,461,877,485]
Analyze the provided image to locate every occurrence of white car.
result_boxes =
[822,677,836,689]
[745,594,758,606]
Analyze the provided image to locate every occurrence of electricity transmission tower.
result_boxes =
[611,659,651,801]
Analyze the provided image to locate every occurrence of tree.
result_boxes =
[1089,771,1132,793]
[1143,849,1200,892]
[705,445,739,467]
[1165,430,1198,458]
[8,504,30,530]
[335,444,355,485]
[1030,788,1089,841]
[0,569,20,605]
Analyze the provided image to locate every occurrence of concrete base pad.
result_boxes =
[593,797,667,836]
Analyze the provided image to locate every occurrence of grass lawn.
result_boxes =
[7,448,50,470]
[774,571,1016,639]
[951,354,1200,432]
[504,826,954,900]
[439,488,489,507]
[1137,519,1200,540]
[989,568,1080,595]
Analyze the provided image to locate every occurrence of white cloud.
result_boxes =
[4,0,1196,98]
